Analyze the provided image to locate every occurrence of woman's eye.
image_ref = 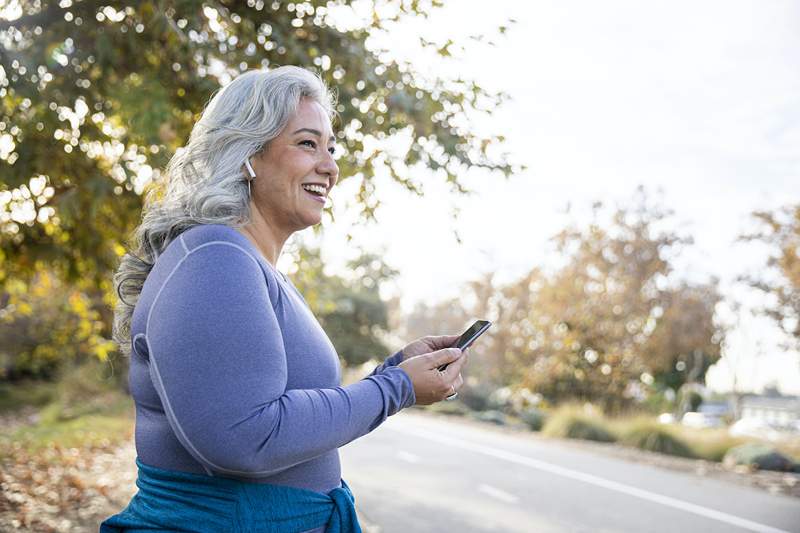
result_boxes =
[328,147,336,155]
[300,140,316,148]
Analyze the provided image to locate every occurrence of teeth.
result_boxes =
[302,184,326,195]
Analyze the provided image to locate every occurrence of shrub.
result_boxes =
[471,410,508,426]
[458,381,497,412]
[520,408,546,431]
[0,271,115,379]
[723,443,797,472]
[618,421,695,458]
[542,407,616,443]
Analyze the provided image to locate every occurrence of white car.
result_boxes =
[681,411,725,429]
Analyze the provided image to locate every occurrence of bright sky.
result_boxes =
[287,0,800,394]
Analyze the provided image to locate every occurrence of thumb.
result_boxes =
[427,334,461,350]
[426,347,462,369]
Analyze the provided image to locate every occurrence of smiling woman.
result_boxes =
[239,98,340,265]
[104,66,469,533]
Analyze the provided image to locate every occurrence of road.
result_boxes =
[339,411,800,533]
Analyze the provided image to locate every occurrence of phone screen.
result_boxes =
[438,320,492,371]
[454,320,491,350]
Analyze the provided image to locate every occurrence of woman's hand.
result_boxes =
[398,348,467,405]
[400,334,460,360]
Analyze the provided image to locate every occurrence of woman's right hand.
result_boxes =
[398,348,467,405]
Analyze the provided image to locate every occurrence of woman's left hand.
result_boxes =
[401,334,461,361]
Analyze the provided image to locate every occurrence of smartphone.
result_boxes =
[438,319,492,371]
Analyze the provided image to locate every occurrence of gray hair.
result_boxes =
[112,66,335,357]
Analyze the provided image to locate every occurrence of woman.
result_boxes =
[103,65,468,533]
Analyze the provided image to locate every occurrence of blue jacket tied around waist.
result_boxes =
[99,459,362,532]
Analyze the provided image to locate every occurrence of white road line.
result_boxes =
[388,424,791,533]
[478,483,520,504]
[397,450,421,464]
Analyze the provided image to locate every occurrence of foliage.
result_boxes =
[645,281,724,392]
[492,189,723,412]
[0,0,516,287]
[400,189,725,412]
[739,204,800,348]
[0,379,54,412]
[519,407,546,431]
[0,1,515,377]
[454,380,497,412]
[616,420,694,458]
[541,406,616,443]
[288,245,397,366]
[470,409,507,426]
[0,267,115,379]
[723,443,796,472]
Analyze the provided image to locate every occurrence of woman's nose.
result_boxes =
[318,151,339,184]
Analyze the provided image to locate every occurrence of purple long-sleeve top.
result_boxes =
[128,223,415,495]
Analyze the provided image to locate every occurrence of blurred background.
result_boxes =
[1,0,798,531]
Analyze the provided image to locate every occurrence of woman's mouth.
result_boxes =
[301,184,327,204]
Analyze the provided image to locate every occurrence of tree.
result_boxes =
[1,1,515,284]
[739,204,800,348]
[0,1,516,366]
[645,280,724,392]
[288,245,398,366]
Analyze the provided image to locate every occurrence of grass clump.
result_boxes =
[542,405,616,443]
[673,427,745,462]
[616,419,695,458]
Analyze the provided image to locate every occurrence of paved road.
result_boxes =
[340,411,800,533]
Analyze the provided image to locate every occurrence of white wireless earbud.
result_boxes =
[244,158,256,180]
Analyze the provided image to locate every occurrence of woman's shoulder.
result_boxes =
[179,223,253,252]
[177,224,284,291]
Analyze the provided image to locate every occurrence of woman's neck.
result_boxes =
[236,203,291,267]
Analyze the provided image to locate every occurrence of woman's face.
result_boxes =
[249,97,339,233]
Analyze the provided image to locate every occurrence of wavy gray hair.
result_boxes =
[113,66,336,357]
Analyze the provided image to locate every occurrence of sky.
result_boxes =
[288,0,800,394]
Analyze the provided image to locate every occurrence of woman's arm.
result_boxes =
[367,350,404,377]
[145,241,415,478]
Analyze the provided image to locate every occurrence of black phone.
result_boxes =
[438,319,492,371]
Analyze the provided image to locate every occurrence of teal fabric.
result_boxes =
[100,459,362,533]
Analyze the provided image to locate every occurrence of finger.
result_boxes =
[441,350,468,378]
[426,347,462,369]
[453,373,464,391]
[425,334,461,349]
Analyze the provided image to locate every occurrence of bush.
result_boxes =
[618,421,695,458]
[520,408,546,431]
[0,270,116,379]
[458,381,497,412]
[543,407,616,443]
[723,443,797,472]
[470,410,508,426]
